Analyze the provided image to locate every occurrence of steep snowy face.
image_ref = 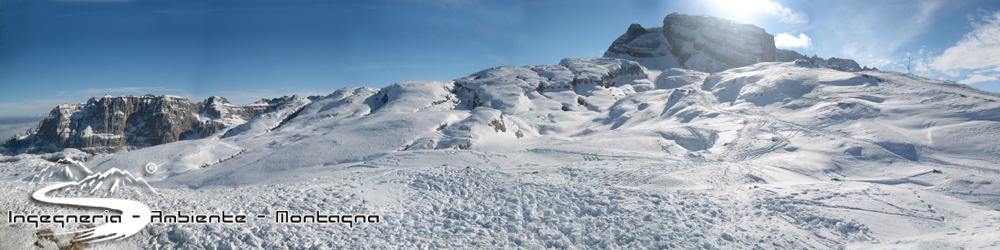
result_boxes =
[605,13,776,72]
[1,95,310,155]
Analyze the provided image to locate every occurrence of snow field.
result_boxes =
[3,59,1000,249]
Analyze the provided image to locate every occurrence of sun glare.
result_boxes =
[710,0,765,18]
[706,0,802,24]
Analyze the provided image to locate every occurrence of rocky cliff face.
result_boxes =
[603,23,682,71]
[1,94,309,155]
[605,13,775,73]
[606,13,871,73]
[605,23,670,59]
[662,13,775,72]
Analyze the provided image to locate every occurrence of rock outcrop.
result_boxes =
[662,13,775,72]
[778,49,865,72]
[605,23,670,58]
[606,13,870,73]
[776,49,809,62]
[606,13,775,73]
[1,94,309,155]
[810,56,863,72]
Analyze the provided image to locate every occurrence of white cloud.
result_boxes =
[958,74,999,84]
[774,33,812,48]
[767,3,809,24]
[932,11,1000,76]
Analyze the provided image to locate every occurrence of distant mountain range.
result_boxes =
[2,94,316,155]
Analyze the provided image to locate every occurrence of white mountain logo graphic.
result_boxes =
[31,159,157,243]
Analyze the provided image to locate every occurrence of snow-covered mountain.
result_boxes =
[1,94,314,155]
[3,13,1000,249]
[606,12,867,73]
[77,58,996,191]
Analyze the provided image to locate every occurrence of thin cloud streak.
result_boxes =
[958,74,999,85]
[932,11,1000,77]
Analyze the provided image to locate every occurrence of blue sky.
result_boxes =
[2,0,1000,117]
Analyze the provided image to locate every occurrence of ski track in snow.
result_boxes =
[4,152,1000,249]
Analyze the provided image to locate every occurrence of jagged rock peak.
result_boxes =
[605,23,664,58]
[778,49,869,72]
[2,94,307,155]
[203,95,231,105]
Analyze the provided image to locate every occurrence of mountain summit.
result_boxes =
[605,12,864,73]
[605,13,774,72]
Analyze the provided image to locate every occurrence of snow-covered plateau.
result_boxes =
[3,14,1000,249]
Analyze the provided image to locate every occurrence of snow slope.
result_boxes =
[3,57,1000,249]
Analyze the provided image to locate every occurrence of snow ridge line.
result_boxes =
[265,105,307,133]
[200,149,249,168]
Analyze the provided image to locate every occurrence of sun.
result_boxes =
[705,0,788,23]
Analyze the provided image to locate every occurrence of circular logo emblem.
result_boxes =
[145,162,158,174]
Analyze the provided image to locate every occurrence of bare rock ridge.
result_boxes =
[605,12,866,72]
[605,23,664,58]
[778,49,871,71]
[1,94,309,155]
